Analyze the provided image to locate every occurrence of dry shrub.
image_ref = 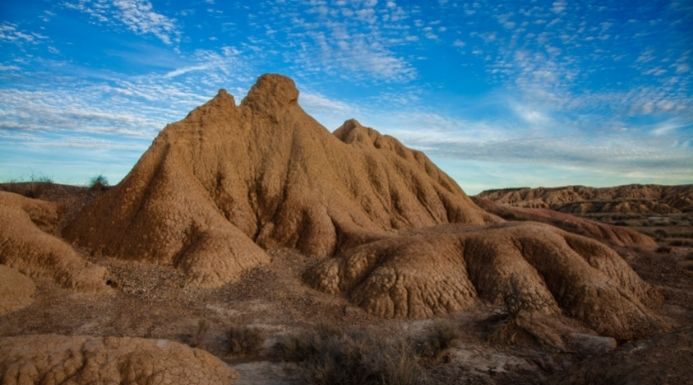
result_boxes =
[89,175,109,191]
[227,326,264,356]
[654,229,668,240]
[272,324,428,385]
[414,320,461,359]
[668,239,693,247]
[1,176,54,199]
[656,246,672,254]
[189,319,209,348]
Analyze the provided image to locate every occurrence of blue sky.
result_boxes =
[0,0,691,194]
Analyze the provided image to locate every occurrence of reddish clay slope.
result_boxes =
[65,74,495,287]
[473,197,657,248]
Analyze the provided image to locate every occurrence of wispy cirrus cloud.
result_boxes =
[63,0,180,44]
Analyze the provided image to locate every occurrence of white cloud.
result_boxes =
[63,0,180,44]
[164,46,239,78]
[260,0,418,82]
[650,120,686,136]
[0,23,46,43]
[300,91,355,113]
[0,64,20,71]
[551,0,566,14]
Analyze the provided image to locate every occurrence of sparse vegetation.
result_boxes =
[89,175,109,191]
[669,239,693,247]
[654,229,669,240]
[189,319,209,348]
[503,275,552,316]
[414,320,461,359]
[227,325,264,356]
[0,174,55,198]
[272,324,428,385]
[656,246,672,254]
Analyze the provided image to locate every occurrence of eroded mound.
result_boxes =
[65,74,495,287]
[306,222,664,339]
[0,265,35,315]
[473,197,656,248]
[0,192,107,290]
[0,334,237,385]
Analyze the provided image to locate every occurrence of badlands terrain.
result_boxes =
[0,74,691,385]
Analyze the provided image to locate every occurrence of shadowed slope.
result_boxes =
[65,74,495,287]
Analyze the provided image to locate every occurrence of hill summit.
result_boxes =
[65,74,495,287]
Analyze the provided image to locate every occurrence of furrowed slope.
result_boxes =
[65,74,495,287]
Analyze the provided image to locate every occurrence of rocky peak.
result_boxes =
[241,73,299,113]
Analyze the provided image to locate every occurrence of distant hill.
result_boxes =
[478,184,693,215]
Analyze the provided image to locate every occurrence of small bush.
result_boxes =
[89,174,109,191]
[272,324,428,385]
[190,319,209,348]
[414,320,460,359]
[503,275,553,317]
[30,175,53,184]
[669,239,692,247]
[227,326,265,356]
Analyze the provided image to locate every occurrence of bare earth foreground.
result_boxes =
[1,74,691,385]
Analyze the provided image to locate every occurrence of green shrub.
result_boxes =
[89,175,109,191]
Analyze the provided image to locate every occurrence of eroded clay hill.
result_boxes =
[65,74,495,287]
[478,184,693,214]
[306,222,664,339]
[58,74,666,340]
[0,335,237,385]
[0,191,107,290]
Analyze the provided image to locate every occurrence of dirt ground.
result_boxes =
[1,182,691,385]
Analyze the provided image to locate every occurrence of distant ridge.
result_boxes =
[478,184,693,214]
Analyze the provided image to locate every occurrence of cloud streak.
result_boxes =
[63,0,180,44]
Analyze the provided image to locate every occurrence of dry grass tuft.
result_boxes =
[272,324,429,385]
[227,325,264,356]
